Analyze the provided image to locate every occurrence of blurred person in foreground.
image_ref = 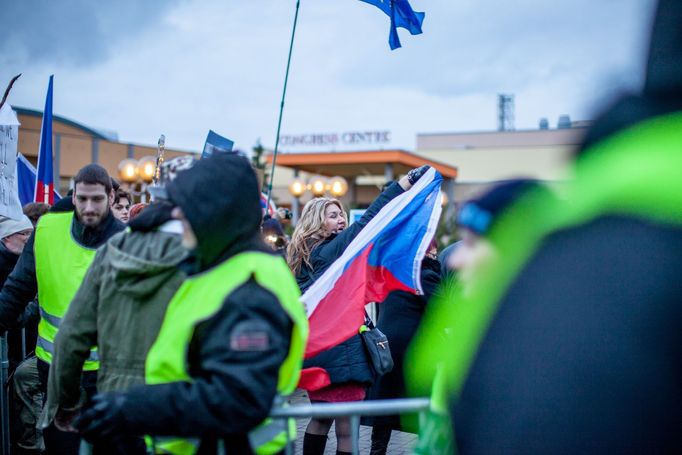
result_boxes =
[413,1,682,452]
[44,157,195,454]
[73,153,308,455]
[448,179,550,295]
[128,202,148,221]
[408,179,553,454]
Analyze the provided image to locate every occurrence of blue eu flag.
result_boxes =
[360,0,425,50]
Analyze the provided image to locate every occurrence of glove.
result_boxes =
[73,393,129,442]
[54,406,81,432]
[407,165,430,185]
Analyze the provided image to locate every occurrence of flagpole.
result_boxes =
[266,0,301,212]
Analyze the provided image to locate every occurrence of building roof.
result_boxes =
[417,126,589,150]
[266,149,458,179]
[14,107,111,140]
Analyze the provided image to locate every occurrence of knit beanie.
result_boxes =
[457,179,543,236]
[0,215,33,240]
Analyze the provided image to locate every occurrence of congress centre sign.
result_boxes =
[279,131,391,148]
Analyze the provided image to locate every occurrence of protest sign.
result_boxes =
[201,130,234,158]
[0,103,23,220]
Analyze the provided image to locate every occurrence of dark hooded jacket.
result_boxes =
[0,198,125,332]
[367,257,441,431]
[0,241,38,371]
[118,154,294,452]
[46,203,188,424]
[452,1,682,452]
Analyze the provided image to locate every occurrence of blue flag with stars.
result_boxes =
[360,0,425,50]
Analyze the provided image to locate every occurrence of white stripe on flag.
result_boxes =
[302,168,442,317]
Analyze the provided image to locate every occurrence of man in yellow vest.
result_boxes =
[74,153,308,455]
[0,163,125,454]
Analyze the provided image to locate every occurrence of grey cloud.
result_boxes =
[0,0,185,66]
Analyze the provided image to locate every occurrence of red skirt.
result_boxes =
[308,382,366,402]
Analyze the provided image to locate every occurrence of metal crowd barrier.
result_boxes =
[274,397,431,455]
[1,335,11,455]
[76,398,431,455]
[1,329,33,455]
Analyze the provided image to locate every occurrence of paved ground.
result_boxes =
[289,390,418,454]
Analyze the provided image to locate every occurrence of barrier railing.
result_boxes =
[273,397,431,455]
[75,398,431,455]
[1,336,11,455]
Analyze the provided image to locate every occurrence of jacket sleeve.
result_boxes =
[49,247,105,410]
[313,182,404,272]
[122,279,293,438]
[0,232,38,332]
[420,257,442,301]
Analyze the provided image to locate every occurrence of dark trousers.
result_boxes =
[370,425,392,455]
[37,359,97,455]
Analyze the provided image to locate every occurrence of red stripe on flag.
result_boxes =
[34,182,54,205]
[305,246,412,359]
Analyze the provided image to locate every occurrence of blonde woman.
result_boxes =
[288,165,429,455]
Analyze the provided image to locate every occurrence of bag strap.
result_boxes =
[364,313,376,330]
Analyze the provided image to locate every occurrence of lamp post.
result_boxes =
[288,175,349,225]
[118,156,157,202]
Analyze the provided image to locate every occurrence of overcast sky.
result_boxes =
[0,0,657,154]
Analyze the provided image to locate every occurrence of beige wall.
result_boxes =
[17,112,196,195]
[416,127,586,205]
[416,146,574,183]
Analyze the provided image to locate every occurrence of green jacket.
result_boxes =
[46,228,187,420]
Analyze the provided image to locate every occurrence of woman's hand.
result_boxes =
[399,165,431,190]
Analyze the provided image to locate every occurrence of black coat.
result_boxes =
[299,182,405,387]
[454,216,682,453]
[0,242,37,369]
[117,154,294,450]
[367,257,441,430]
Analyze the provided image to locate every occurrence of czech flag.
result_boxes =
[17,153,60,206]
[35,75,55,204]
[302,168,443,358]
[261,192,277,218]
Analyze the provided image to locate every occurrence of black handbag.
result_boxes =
[360,318,394,376]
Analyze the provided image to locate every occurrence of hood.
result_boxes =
[166,153,264,271]
[579,0,682,154]
[106,230,188,298]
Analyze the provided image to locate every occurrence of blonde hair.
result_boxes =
[287,198,347,276]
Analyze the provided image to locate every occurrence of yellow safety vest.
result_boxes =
[145,251,308,455]
[34,211,99,370]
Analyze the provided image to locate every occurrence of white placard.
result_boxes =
[0,103,24,220]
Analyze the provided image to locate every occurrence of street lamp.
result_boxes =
[138,156,156,184]
[329,176,349,198]
[310,176,327,197]
[287,175,349,199]
[118,159,138,184]
[288,178,306,198]
[118,156,157,202]
[287,175,349,225]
